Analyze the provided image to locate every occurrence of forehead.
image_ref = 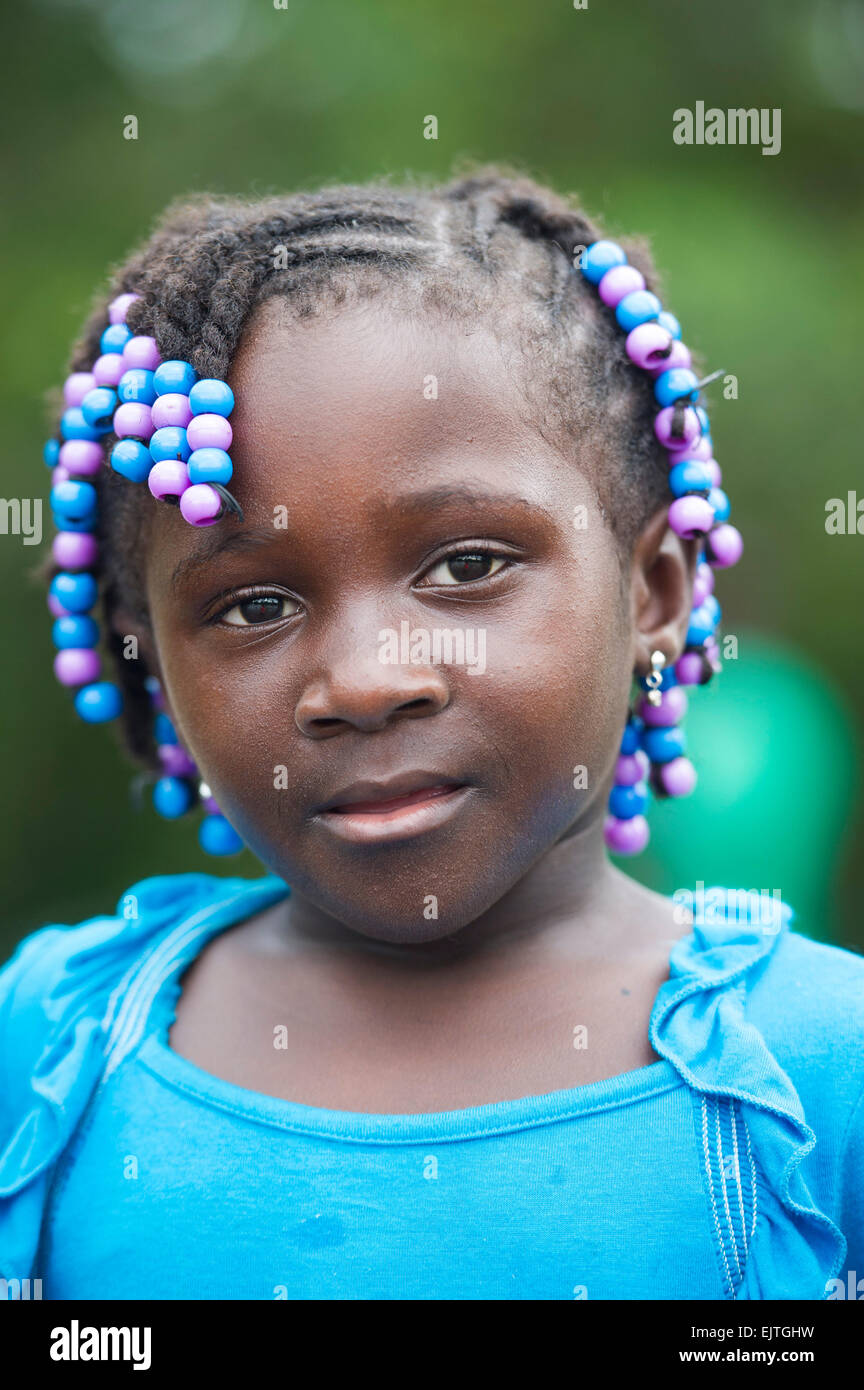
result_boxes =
[229,297,541,469]
[140,296,614,595]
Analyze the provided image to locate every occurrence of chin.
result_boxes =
[278,855,519,945]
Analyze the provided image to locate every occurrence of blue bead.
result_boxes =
[52,512,95,534]
[81,387,118,430]
[609,781,648,819]
[187,447,233,485]
[199,814,244,856]
[53,615,99,649]
[708,487,730,522]
[657,311,681,341]
[702,595,722,628]
[654,368,700,408]
[154,712,178,745]
[695,405,710,433]
[669,461,712,497]
[60,407,102,442]
[117,369,157,406]
[110,438,153,483]
[641,726,686,764]
[615,290,662,333]
[51,480,98,524]
[153,360,197,397]
[100,323,131,355]
[149,426,190,462]
[686,605,715,647]
[189,378,234,417]
[638,665,677,693]
[620,717,643,754]
[153,776,194,819]
[43,439,60,468]
[580,240,627,285]
[74,681,122,723]
[51,572,98,613]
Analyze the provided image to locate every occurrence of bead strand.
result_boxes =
[580,241,742,856]
[44,294,245,852]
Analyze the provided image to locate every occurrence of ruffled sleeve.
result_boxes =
[649,888,846,1300]
[0,873,231,1281]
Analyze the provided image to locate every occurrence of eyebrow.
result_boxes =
[170,525,283,592]
[169,486,549,591]
[382,485,543,519]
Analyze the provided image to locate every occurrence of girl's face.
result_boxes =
[142,299,652,942]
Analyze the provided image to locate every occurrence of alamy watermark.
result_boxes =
[672,882,786,933]
[378,621,486,675]
[673,102,781,157]
[0,497,41,545]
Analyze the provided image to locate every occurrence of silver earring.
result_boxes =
[643,649,667,707]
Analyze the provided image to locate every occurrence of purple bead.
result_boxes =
[186,413,233,452]
[158,744,198,778]
[63,372,96,407]
[648,340,692,375]
[692,561,714,607]
[109,292,140,325]
[597,264,645,308]
[151,393,193,430]
[614,753,645,786]
[683,436,714,463]
[655,406,701,452]
[657,756,697,798]
[202,794,221,816]
[54,647,101,687]
[53,531,98,569]
[58,439,104,477]
[625,322,673,373]
[148,459,191,502]
[92,353,125,388]
[674,651,706,686]
[706,523,743,569]
[52,464,72,485]
[122,335,161,372]
[598,264,645,308]
[604,813,649,856]
[113,401,154,441]
[668,494,715,539]
[639,685,688,726]
[179,483,222,526]
[703,458,722,487]
[48,593,71,618]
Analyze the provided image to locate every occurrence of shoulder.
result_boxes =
[0,872,264,1111]
[0,871,286,1275]
[748,924,864,1114]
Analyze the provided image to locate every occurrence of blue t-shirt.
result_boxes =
[0,873,862,1301]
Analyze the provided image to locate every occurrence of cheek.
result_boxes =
[469,568,633,781]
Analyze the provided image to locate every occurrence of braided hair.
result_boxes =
[48,167,674,773]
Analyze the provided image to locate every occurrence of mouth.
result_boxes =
[314,774,472,844]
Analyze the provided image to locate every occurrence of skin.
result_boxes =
[121,297,699,1112]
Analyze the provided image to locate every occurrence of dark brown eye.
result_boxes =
[222,596,292,626]
[424,552,507,586]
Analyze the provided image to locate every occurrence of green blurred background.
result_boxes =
[1,0,862,956]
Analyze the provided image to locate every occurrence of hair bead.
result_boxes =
[73,681,123,723]
[150,394,193,431]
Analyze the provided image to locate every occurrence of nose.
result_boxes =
[295,653,451,737]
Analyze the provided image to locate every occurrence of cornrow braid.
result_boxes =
[46,167,674,774]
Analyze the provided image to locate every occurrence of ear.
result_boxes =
[629,504,699,678]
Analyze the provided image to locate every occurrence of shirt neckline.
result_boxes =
[135,874,684,1144]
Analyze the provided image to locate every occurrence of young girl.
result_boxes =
[2,170,862,1302]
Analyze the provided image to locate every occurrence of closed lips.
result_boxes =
[326,784,462,815]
